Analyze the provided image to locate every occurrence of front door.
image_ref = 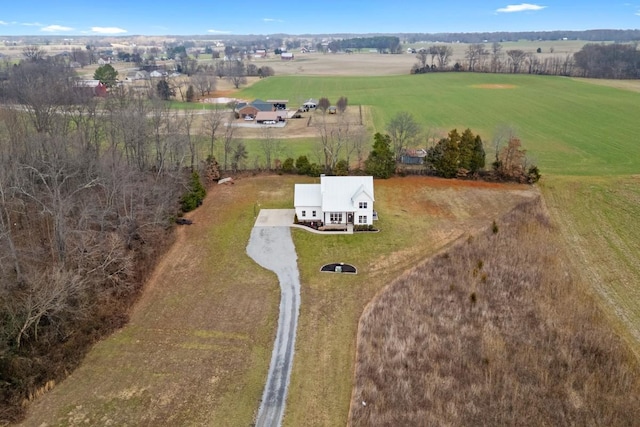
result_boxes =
[348,213,353,224]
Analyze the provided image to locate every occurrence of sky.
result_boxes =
[1,1,639,37]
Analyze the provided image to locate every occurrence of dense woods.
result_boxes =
[0,57,212,422]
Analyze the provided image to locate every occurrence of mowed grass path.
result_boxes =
[238,73,640,176]
[541,175,640,356]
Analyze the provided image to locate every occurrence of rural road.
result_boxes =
[246,210,300,427]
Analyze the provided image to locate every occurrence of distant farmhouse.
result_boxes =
[294,175,376,228]
[74,79,108,97]
[235,99,291,123]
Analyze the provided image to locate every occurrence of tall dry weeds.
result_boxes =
[350,197,640,426]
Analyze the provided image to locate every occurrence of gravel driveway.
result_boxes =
[246,210,299,427]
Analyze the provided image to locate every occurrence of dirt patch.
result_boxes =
[471,84,517,89]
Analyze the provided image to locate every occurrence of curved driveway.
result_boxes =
[246,209,300,427]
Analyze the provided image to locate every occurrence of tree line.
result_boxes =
[412,42,640,79]
[326,36,402,54]
[402,29,640,44]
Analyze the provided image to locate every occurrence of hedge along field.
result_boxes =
[236,73,640,176]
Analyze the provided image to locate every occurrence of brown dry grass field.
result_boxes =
[349,197,640,425]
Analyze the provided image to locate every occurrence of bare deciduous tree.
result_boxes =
[416,50,429,69]
[225,60,247,89]
[317,97,330,114]
[465,43,488,71]
[336,96,348,114]
[260,127,282,170]
[386,111,421,161]
[202,108,225,158]
[22,45,46,62]
[432,45,453,69]
[506,49,527,73]
[491,42,503,73]
[7,60,75,135]
[192,72,216,97]
[222,117,236,171]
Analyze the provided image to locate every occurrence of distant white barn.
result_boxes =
[294,175,376,226]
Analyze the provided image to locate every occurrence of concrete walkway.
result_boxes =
[254,209,354,235]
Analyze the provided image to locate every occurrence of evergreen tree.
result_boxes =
[180,171,206,212]
[364,133,395,179]
[282,157,294,173]
[295,155,311,175]
[156,79,175,100]
[186,85,195,102]
[93,63,118,88]
[458,128,476,170]
[426,128,486,177]
[333,159,349,176]
[469,135,486,173]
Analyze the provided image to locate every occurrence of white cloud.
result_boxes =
[91,26,127,34]
[22,22,43,27]
[42,25,73,32]
[636,10,640,16]
[0,21,8,25]
[496,3,546,13]
[263,18,283,23]
[207,29,231,34]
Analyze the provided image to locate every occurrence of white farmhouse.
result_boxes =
[294,175,376,227]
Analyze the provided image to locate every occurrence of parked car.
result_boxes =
[244,115,254,121]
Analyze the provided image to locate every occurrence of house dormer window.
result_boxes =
[302,210,306,217]
[359,202,368,209]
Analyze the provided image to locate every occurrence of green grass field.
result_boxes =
[237,73,640,176]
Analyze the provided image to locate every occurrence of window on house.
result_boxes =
[359,202,368,209]
[301,210,306,217]
[330,213,343,223]
[359,216,367,224]
[312,210,316,217]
